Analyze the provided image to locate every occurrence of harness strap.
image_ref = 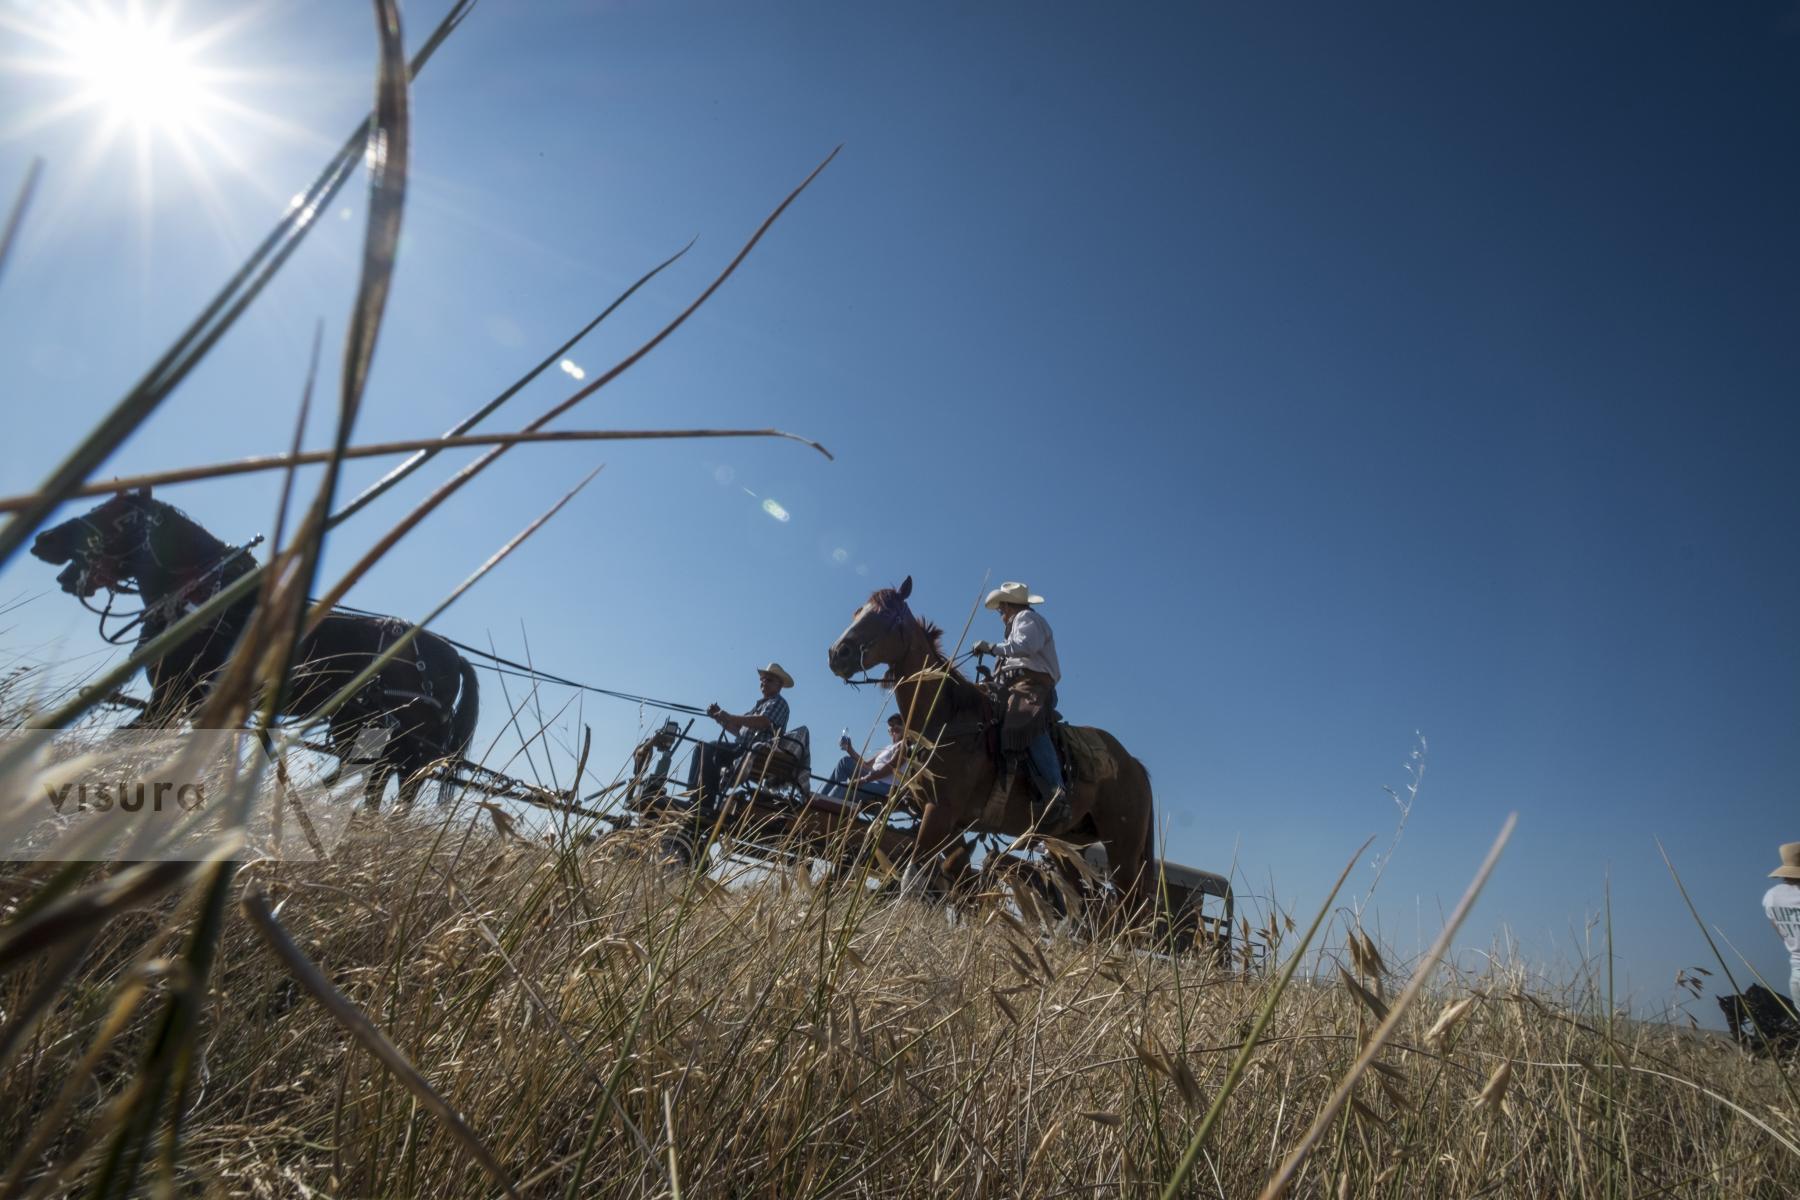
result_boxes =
[93,535,265,645]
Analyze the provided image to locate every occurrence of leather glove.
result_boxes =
[971,640,997,657]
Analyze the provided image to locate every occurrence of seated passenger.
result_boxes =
[822,735,862,797]
[823,713,907,801]
[689,662,792,805]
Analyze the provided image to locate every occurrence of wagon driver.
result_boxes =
[690,662,793,805]
[970,582,1069,828]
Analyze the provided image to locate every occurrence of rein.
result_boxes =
[88,534,265,646]
[840,600,995,749]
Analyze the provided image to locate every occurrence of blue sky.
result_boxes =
[2,0,1796,1021]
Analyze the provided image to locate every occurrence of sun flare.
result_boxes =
[0,0,282,211]
[9,2,230,143]
[62,6,214,136]
[0,0,320,234]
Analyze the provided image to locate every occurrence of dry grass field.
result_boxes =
[2,796,1798,1198]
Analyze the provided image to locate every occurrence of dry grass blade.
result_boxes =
[0,429,832,512]
[1358,930,1385,981]
[1256,812,1517,1200]
[0,0,474,571]
[0,964,158,1200]
[331,239,693,524]
[1156,835,1375,1200]
[1170,1056,1204,1110]
[0,940,90,1078]
[1338,965,1389,1022]
[336,0,409,433]
[1474,1060,1512,1113]
[1426,995,1479,1048]
[305,146,841,625]
[240,887,520,1199]
[0,156,44,287]
[0,860,197,975]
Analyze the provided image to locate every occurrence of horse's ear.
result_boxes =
[898,576,912,600]
[134,486,152,498]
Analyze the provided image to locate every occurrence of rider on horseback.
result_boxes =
[970,582,1069,829]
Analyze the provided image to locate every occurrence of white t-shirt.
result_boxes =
[1763,882,1800,968]
[869,738,907,774]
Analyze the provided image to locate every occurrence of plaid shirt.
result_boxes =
[738,694,790,745]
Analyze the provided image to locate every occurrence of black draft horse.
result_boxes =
[30,489,480,806]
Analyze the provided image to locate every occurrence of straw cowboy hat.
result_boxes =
[984,582,1045,610]
[1771,843,1800,880]
[757,662,794,689]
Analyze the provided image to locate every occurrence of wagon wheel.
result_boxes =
[589,820,701,877]
[982,853,1083,933]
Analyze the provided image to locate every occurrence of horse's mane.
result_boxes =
[142,492,230,557]
[122,493,238,565]
[866,587,977,694]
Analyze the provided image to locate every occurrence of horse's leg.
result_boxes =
[393,745,444,808]
[900,800,962,897]
[1088,773,1156,935]
[395,764,423,807]
[129,667,188,730]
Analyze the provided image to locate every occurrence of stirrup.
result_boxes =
[1037,787,1071,831]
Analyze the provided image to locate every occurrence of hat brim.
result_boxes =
[1771,866,1800,880]
[984,592,1046,610]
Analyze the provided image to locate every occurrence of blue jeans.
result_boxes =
[821,754,891,801]
[1024,730,1064,801]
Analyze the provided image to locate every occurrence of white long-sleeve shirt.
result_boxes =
[994,608,1061,684]
[1766,882,1800,969]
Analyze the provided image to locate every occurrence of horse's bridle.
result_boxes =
[840,597,914,687]
[68,506,263,645]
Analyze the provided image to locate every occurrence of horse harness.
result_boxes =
[76,509,445,733]
[84,530,266,646]
[366,617,450,733]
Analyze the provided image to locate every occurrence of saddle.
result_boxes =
[1054,723,1118,784]
[973,676,1112,783]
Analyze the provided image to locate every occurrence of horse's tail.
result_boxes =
[448,656,480,757]
[1120,752,1158,920]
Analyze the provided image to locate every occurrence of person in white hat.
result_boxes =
[970,582,1068,826]
[689,663,794,805]
[1764,842,1800,1013]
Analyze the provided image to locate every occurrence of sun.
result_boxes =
[2,1,275,207]
[60,5,216,137]
[14,1,231,144]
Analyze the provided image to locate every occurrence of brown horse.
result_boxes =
[827,577,1157,919]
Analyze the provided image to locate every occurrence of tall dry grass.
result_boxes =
[2,790,1797,1197]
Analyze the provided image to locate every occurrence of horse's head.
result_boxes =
[828,576,922,680]
[30,488,163,597]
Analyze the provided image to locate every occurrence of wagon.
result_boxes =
[609,718,1238,962]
